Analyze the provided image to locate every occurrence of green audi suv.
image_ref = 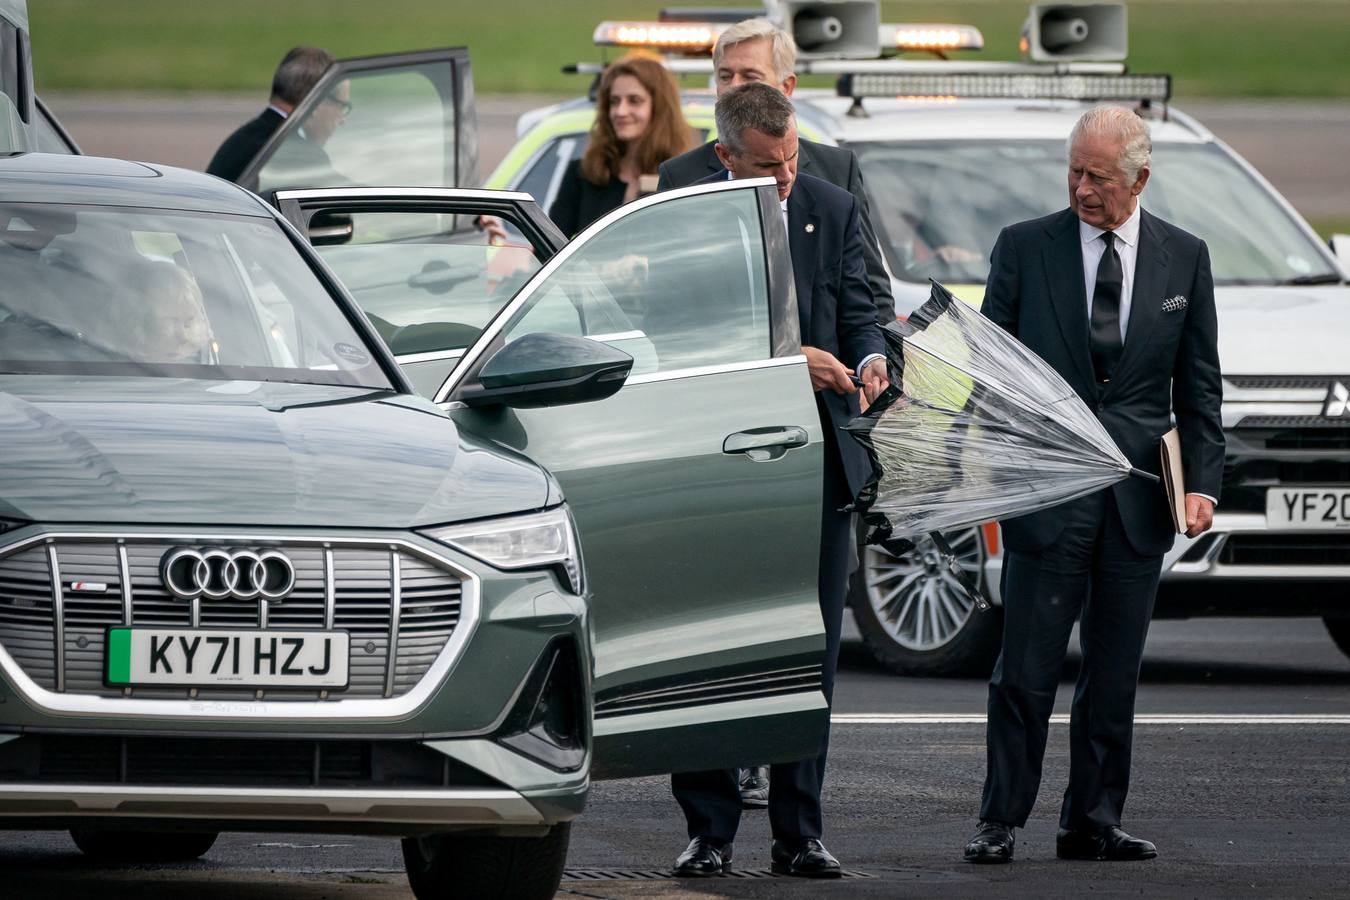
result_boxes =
[0,150,832,898]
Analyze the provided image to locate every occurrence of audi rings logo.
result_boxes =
[160,548,296,602]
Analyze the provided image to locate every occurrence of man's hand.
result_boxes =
[803,346,856,394]
[1184,493,1214,538]
[860,357,890,405]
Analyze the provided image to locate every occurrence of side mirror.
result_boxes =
[307,210,354,246]
[1329,234,1350,270]
[462,333,633,409]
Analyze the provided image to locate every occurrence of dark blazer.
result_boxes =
[694,170,884,497]
[206,107,284,183]
[981,207,1225,556]
[549,160,627,237]
[661,138,894,325]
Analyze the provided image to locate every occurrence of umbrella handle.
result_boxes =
[1128,467,1161,484]
[929,530,992,612]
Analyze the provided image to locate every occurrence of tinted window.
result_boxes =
[0,204,391,389]
[501,188,770,375]
[517,135,582,209]
[853,139,1337,286]
[313,210,543,358]
[258,61,456,193]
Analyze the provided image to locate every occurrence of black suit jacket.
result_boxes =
[661,138,894,325]
[548,160,627,237]
[206,107,284,183]
[693,171,884,497]
[981,207,1225,556]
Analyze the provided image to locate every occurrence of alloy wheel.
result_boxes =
[864,528,986,652]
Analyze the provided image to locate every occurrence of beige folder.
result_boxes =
[1159,427,1186,533]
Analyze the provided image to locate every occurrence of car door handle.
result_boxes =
[723,426,810,462]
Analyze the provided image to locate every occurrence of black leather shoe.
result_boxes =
[1056,826,1157,861]
[672,836,733,877]
[771,838,842,878]
[739,765,770,809]
[963,821,1015,864]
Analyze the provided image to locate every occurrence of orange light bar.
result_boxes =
[880,23,984,52]
[593,21,727,53]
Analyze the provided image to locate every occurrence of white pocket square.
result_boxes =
[1161,295,1188,313]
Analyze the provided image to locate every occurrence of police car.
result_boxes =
[486,2,1350,676]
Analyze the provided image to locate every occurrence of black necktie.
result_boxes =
[1089,231,1124,383]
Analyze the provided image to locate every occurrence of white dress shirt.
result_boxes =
[1079,202,1141,344]
[771,192,883,377]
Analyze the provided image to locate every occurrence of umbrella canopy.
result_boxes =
[847,281,1154,578]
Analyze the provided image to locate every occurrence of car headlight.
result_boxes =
[423,506,585,595]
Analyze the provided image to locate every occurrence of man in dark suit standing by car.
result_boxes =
[206,45,334,183]
[658,18,894,327]
[669,82,887,881]
[659,16,894,812]
[963,105,1224,865]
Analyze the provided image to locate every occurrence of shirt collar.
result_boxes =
[729,168,788,211]
[1079,202,1142,248]
[267,104,289,119]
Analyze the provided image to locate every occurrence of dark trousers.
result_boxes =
[671,435,852,845]
[980,488,1163,831]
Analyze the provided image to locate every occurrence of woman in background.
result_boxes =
[549,55,692,237]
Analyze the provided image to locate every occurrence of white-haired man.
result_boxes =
[964,106,1223,864]
[657,18,893,326]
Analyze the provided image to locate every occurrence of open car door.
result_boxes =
[280,178,829,779]
[239,47,476,195]
[0,0,34,153]
[273,188,564,397]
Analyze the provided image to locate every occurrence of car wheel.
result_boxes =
[850,527,1002,677]
[402,822,570,900]
[69,828,217,862]
[1323,617,1350,660]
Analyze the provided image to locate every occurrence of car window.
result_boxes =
[258,61,456,194]
[499,188,770,376]
[852,139,1337,287]
[518,136,582,208]
[0,203,392,389]
[313,210,543,357]
[30,102,75,154]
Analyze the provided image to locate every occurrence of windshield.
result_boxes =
[0,203,392,389]
[852,140,1338,287]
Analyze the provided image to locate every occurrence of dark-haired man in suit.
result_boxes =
[669,81,887,881]
[659,15,895,815]
[963,105,1224,865]
[206,46,335,183]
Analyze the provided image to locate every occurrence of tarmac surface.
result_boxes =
[41,93,1350,221]
[2,616,1348,898]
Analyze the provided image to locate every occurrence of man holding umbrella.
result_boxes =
[669,81,887,879]
[964,106,1224,864]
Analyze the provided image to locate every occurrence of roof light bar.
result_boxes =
[880,23,984,53]
[838,71,1171,103]
[592,21,727,53]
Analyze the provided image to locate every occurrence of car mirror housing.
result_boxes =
[462,332,633,409]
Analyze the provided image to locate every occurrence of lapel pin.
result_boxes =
[805,223,815,233]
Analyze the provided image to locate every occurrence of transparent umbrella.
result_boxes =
[846,280,1157,608]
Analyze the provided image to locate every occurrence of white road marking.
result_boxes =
[833,713,1350,725]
